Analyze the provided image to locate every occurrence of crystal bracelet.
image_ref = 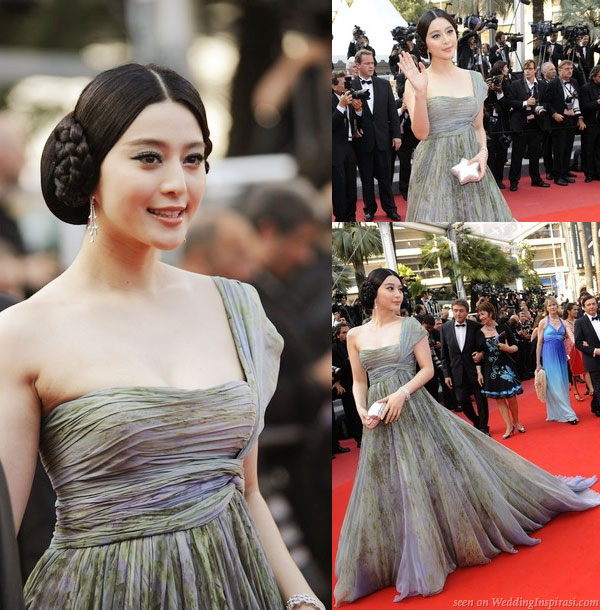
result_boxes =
[286,594,326,610]
[399,386,411,401]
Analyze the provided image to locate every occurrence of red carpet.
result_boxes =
[332,380,600,607]
[343,177,600,222]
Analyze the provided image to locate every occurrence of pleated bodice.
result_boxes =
[40,383,253,549]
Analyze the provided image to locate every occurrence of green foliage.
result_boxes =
[333,253,354,293]
[420,227,523,288]
[332,223,383,288]
[407,277,426,299]
[557,0,600,39]
[397,262,415,278]
[517,244,542,290]
[389,0,433,25]
[0,0,126,50]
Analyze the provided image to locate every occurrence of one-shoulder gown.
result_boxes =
[406,71,514,222]
[24,277,285,609]
[334,317,600,605]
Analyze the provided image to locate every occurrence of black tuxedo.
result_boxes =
[352,75,400,217]
[534,41,564,68]
[574,314,600,414]
[507,78,548,184]
[390,101,419,199]
[484,83,511,184]
[332,340,362,443]
[440,319,489,432]
[490,43,512,70]
[577,44,599,78]
[332,91,358,221]
[580,80,600,179]
[546,77,582,179]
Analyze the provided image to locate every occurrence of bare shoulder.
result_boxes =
[346,323,365,346]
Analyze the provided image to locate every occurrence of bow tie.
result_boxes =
[455,323,466,327]
[591,316,599,322]
[360,79,372,85]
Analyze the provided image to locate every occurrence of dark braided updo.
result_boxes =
[41,63,212,225]
[359,268,402,310]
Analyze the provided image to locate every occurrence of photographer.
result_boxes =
[577,34,600,80]
[389,25,417,77]
[580,66,600,182]
[457,29,480,71]
[332,72,361,221]
[332,324,362,448]
[534,30,564,69]
[540,62,557,180]
[484,61,512,189]
[507,59,551,191]
[490,31,516,71]
[546,60,586,185]
[392,76,419,200]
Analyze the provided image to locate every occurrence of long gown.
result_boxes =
[23,277,285,609]
[406,70,514,222]
[542,319,579,422]
[334,316,600,605]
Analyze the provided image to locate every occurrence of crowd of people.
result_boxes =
[332,16,600,221]
[333,281,600,451]
[333,268,600,605]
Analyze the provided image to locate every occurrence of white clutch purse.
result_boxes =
[451,158,480,185]
[367,401,386,420]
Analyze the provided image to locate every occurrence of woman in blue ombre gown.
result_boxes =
[536,297,579,424]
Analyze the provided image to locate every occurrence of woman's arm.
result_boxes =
[499,325,519,354]
[469,105,488,180]
[377,336,434,425]
[243,446,322,610]
[536,319,546,370]
[0,315,41,532]
[399,51,429,141]
[346,329,369,426]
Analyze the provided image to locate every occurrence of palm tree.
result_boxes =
[332,224,383,289]
[332,253,354,293]
[420,227,523,288]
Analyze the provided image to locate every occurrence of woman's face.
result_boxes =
[569,306,579,319]
[546,301,558,315]
[374,275,403,312]
[93,100,206,251]
[426,17,457,59]
[478,309,491,325]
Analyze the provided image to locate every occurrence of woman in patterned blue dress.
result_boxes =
[475,302,525,439]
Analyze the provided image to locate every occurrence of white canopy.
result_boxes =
[332,0,407,62]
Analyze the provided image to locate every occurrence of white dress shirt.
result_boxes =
[359,77,374,113]
[586,312,600,343]
[455,322,467,352]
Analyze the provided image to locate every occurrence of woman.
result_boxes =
[398,8,513,222]
[563,303,589,401]
[475,302,525,439]
[334,269,600,605]
[0,64,322,610]
[536,297,579,424]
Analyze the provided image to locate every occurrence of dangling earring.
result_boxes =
[88,195,98,243]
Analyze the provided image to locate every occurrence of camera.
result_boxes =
[530,21,561,38]
[491,76,502,86]
[344,76,372,101]
[463,14,498,31]
[534,106,547,116]
[507,34,524,44]
[564,23,589,41]
[564,95,581,115]
[352,25,365,40]
[332,366,342,384]
[390,24,417,52]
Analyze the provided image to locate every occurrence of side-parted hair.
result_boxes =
[355,49,374,64]
[451,298,469,311]
[476,301,496,319]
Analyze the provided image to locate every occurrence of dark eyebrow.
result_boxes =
[124,138,205,152]
[429,26,454,34]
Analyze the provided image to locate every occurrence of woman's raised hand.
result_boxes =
[398,51,428,95]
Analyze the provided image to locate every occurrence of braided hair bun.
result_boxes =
[358,281,377,310]
[41,113,97,224]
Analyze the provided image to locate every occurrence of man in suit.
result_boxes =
[540,62,557,179]
[576,34,599,80]
[574,294,600,417]
[352,49,401,222]
[546,60,586,186]
[580,66,600,182]
[332,72,360,221]
[507,59,551,190]
[534,30,564,69]
[440,299,489,434]
[490,32,514,71]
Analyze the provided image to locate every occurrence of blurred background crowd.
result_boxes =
[0,0,331,603]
